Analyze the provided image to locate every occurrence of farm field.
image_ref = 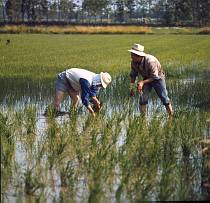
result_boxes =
[1,34,210,202]
[0,34,210,78]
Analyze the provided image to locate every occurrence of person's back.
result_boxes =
[65,68,96,91]
[46,67,112,117]
[131,54,165,81]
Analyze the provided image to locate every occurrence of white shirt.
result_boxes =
[65,68,96,91]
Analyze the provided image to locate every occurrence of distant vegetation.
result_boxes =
[0,34,210,79]
[1,0,209,26]
[0,25,209,35]
[1,9,210,201]
[0,25,152,34]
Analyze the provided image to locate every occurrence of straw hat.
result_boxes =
[128,43,147,56]
[100,72,112,88]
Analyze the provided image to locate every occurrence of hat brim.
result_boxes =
[100,72,107,88]
[128,49,147,56]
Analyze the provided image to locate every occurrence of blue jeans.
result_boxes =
[139,79,170,106]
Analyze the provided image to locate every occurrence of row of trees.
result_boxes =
[0,0,209,26]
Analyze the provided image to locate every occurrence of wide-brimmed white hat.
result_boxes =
[100,72,112,88]
[128,43,147,56]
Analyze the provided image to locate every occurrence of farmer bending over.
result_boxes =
[128,43,173,116]
[49,68,111,117]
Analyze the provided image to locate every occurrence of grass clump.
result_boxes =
[0,31,210,201]
[0,112,16,193]
[198,27,210,35]
[1,101,210,201]
[0,25,153,34]
[1,25,210,35]
[0,34,210,79]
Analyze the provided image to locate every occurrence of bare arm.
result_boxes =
[86,96,101,117]
[91,96,101,112]
[142,78,154,84]
[137,78,154,92]
[91,96,101,107]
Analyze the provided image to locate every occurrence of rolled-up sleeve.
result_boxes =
[90,86,98,97]
[79,78,91,107]
[79,79,98,107]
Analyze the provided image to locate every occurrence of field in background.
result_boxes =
[1,33,210,202]
[0,34,210,79]
[0,25,210,35]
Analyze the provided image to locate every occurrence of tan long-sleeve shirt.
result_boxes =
[130,54,165,81]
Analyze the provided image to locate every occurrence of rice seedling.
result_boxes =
[1,97,210,201]
[1,34,210,201]
[24,169,45,195]
[0,34,209,79]
[0,112,16,194]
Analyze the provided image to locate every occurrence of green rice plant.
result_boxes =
[113,106,208,201]
[0,34,210,79]
[1,101,209,201]
[23,106,37,135]
[59,160,76,189]
[0,112,16,193]
[14,106,38,161]
[24,169,45,195]
[44,119,63,169]
[157,110,207,200]
[63,113,121,202]
[169,78,210,109]
[13,110,25,133]
[116,115,157,201]
[43,115,78,171]
[0,32,210,201]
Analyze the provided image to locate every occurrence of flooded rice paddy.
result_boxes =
[1,74,210,202]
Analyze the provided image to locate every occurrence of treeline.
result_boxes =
[0,0,209,26]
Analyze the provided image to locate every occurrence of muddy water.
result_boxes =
[1,75,210,113]
[1,75,210,202]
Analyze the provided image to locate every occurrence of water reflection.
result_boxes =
[1,75,210,202]
[1,75,210,113]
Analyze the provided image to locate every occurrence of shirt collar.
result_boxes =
[92,74,101,86]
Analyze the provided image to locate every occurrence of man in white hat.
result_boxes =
[48,68,111,117]
[128,43,173,116]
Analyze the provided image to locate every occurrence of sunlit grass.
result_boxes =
[0,34,210,79]
[1,104,209,201]
[1,74,210,201]
[0,25,208,35]
[198,27,210,34]
[1,32,210,201]
[0,25,152,34]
